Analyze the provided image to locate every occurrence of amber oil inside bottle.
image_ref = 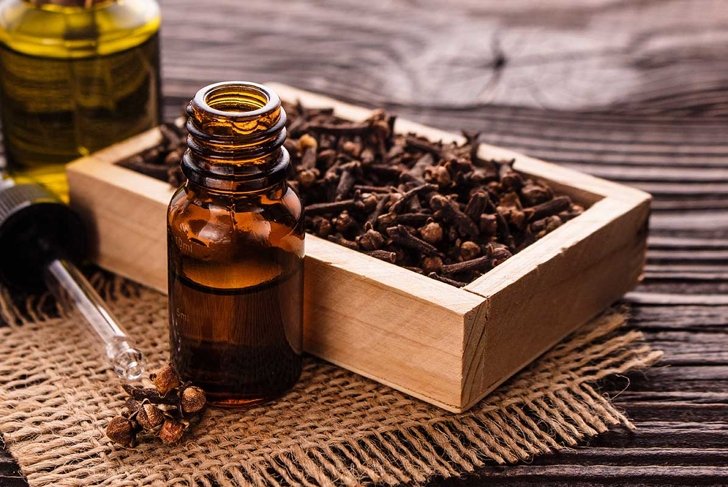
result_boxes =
[167,82,304,407]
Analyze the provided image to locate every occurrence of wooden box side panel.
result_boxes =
[67,129,173,293]
[461,197,650,408]
[303,236,477,411]
[68,167,170,292]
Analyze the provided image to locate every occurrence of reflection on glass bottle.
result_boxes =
[167,82,305,407]
[0,0,161,199]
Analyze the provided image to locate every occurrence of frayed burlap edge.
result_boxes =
[0,275,662,487]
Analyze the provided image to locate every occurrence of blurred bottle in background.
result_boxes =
[0,0,161,199]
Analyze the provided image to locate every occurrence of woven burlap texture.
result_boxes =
[0,278,662,487]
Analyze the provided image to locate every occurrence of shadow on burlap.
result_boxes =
[0,277,662,486]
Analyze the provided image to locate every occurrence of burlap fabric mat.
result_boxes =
[0,277,662,486]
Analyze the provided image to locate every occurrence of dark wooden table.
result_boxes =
[2,0,727,485]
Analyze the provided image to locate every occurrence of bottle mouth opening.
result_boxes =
[197,82,280,120]
[185,81,288,178]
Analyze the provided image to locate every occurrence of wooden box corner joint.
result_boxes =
[67,84,650,413]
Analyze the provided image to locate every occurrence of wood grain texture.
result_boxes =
[67,128,170,290]
[3,0,728,484]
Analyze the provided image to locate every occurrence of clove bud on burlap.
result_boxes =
[105,363,207,448]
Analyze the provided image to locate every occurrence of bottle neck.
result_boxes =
[185,178,288,200]
[182,81,290,193]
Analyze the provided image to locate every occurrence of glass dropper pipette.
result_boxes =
[0,177,144,381]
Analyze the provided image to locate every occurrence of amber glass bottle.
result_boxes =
[0,0,161,199]
[168,82,304,407]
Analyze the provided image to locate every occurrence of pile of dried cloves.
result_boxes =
[120,102,584,287]
[105,364,206,447]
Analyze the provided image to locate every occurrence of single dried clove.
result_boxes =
[427,272,468,288]
[392,212,430,226]
[419,221,444,244]
[498,160,523,190]
[358,228,385,251]
[363,250,397,263]
[327,234,358,250]
[106,416,137,448]
[527,196,571,221]
[158,419,186,445]
[151,364,180,396]
[520,182,552,206]
[531,215,563,238]
[136,402,165,431]
[386,225,440,256]
[353,184,395,193]
[180,386,206,414]
[367,193,391,227]
[335,162,360,200]
[441,255,492,275]
[488,243,513,266]
[306,199,358,216]
[405,135,443,159]
[464,191,490,221]
[421,255,444,273]
[430,194,479,239]
[460,241,481,261]
[390,183,437,214]
[479,214,498,236]
[332,211,357,234]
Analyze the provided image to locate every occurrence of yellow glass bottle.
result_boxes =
[0,0,161,199]
[168,82,305,407]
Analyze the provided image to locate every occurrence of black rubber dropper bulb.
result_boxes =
[0,177,144,380]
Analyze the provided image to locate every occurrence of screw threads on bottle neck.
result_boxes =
[182,81,290,192]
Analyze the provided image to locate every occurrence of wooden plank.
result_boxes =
[616,403,728,423]
[627,293,728,306]
[458,465,728,483]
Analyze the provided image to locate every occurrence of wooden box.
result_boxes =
[67,84,650,413]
